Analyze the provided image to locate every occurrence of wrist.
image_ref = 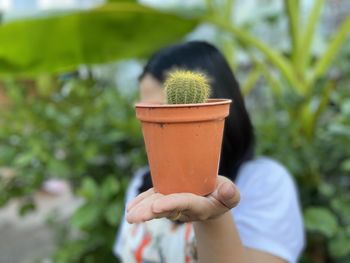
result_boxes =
[194,210,232,226]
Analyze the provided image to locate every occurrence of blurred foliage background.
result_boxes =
[0,0,349,262]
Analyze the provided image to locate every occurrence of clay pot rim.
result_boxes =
[135,98,232,108]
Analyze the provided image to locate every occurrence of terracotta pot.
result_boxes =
[135,99,232,196]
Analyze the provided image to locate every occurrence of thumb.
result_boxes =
[217,181,240,209]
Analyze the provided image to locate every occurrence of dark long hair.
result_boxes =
[138,41,254,193]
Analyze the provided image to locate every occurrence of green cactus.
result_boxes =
[164,70,211,104]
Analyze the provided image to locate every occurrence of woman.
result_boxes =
[114,41,305,263]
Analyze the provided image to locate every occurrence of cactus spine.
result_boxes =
[164,70,211,104]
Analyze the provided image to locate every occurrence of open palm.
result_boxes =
[126,175,240,223]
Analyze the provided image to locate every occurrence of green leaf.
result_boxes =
[47,159,69,177]
[313,80,335,127]
[285,0,300,66]
[329,232,350,258]
[298,0,324,71]
[328,123,350,137]
[310,15,350,84]
[341,159,350,172]
[248,52,282,96]
[300,100,315,138]
[104,202,123,226]
[331,197,350,223]
[318,182,335,198]
[207,16,303,95]
[223,0,235,23]
[71,203,101,229]
[304,207,338,238]
[108,0,136,2]
[77,178,98,199]
[100,176,120,200]
[0,3,197,76]
[19,200,36,216]
[103,131,127,144]
[14,153,34,167]
[341,99,350,115]
[241,67,261,96]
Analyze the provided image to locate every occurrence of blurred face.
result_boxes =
[139,74,165,103]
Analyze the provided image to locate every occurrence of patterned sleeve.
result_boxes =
[113,166,149,258]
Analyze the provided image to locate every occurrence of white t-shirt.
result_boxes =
[114,157,305,263]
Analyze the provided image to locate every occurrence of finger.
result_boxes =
[152,206,193,222]
[154,210,189,222]
[152,206,187,221]
[126,188,155,212]
[217,181,240,209]
[152,193,204,214]
[126,192,163,223]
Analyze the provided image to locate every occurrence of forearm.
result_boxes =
[193,211,248,263]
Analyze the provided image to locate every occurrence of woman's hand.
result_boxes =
[126,175,240,223]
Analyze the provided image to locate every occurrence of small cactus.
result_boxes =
[164,70,211,104]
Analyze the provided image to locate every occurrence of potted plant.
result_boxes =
[135,70,232,195]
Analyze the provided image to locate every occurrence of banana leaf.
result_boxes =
[0,3,197,76]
